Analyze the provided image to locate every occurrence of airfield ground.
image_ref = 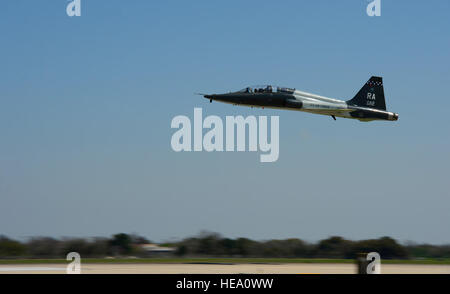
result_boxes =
[0,259,449,274]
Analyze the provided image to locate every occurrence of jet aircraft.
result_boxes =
[202,76,398,122]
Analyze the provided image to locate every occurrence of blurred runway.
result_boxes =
[0,263,449,274]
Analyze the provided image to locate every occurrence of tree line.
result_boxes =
[1,232,449,259]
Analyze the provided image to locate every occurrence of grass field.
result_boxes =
[1,258,450,265]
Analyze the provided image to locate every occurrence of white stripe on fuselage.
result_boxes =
[293,89,345,104]
[292,90,350,116]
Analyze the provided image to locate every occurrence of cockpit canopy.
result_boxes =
[237,85,295,94]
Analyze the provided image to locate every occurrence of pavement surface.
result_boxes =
[0,263,449,274]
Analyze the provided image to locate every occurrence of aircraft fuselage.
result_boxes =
[203,79,399,122]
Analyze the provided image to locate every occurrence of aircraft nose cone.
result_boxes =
[394,113,399,121]
[204,94,216,103]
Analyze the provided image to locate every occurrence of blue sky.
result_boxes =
[0,1,449,244]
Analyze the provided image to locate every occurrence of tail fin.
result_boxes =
[347,76,386,110]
